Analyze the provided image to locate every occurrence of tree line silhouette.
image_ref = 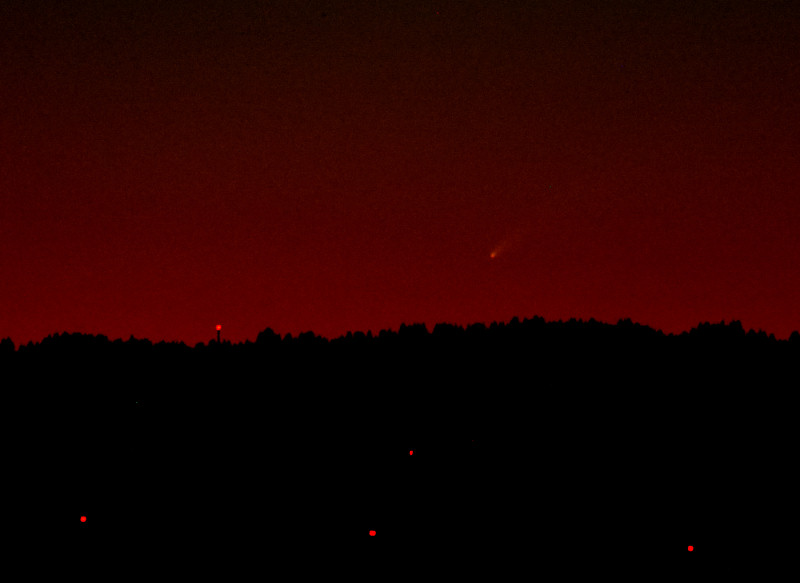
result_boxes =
[5,316,796,563]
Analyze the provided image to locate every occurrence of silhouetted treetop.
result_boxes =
[0,337,13,355]
[3,317,797,360]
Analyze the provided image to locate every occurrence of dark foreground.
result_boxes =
[6,318,795,573]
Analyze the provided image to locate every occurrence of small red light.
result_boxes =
[369,530,376,536]
[216,325,222,331]
[688,545,694,551]
[80,516,87,523]
[409,450,413,455]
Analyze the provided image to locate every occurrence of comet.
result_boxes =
[490,242,508,259]
[490,227,527,260]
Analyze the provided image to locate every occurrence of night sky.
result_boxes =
[2,1,798,346]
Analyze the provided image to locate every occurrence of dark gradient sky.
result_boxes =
[2,1,798,346]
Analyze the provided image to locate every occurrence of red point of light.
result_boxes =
[688,545,694,551]
[409,450,413,455]
[80,516,87,523]
[216,324,222,331]
[369,530,376,536]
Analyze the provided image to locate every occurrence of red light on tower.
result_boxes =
[688,545,694,551]
[216,324,221,343]
[80,516,87,523]
[369,530,376,536]
[409,450,413,456]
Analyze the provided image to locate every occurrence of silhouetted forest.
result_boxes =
[5,317,797,569]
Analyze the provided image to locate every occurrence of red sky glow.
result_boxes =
[1,1,798,346]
